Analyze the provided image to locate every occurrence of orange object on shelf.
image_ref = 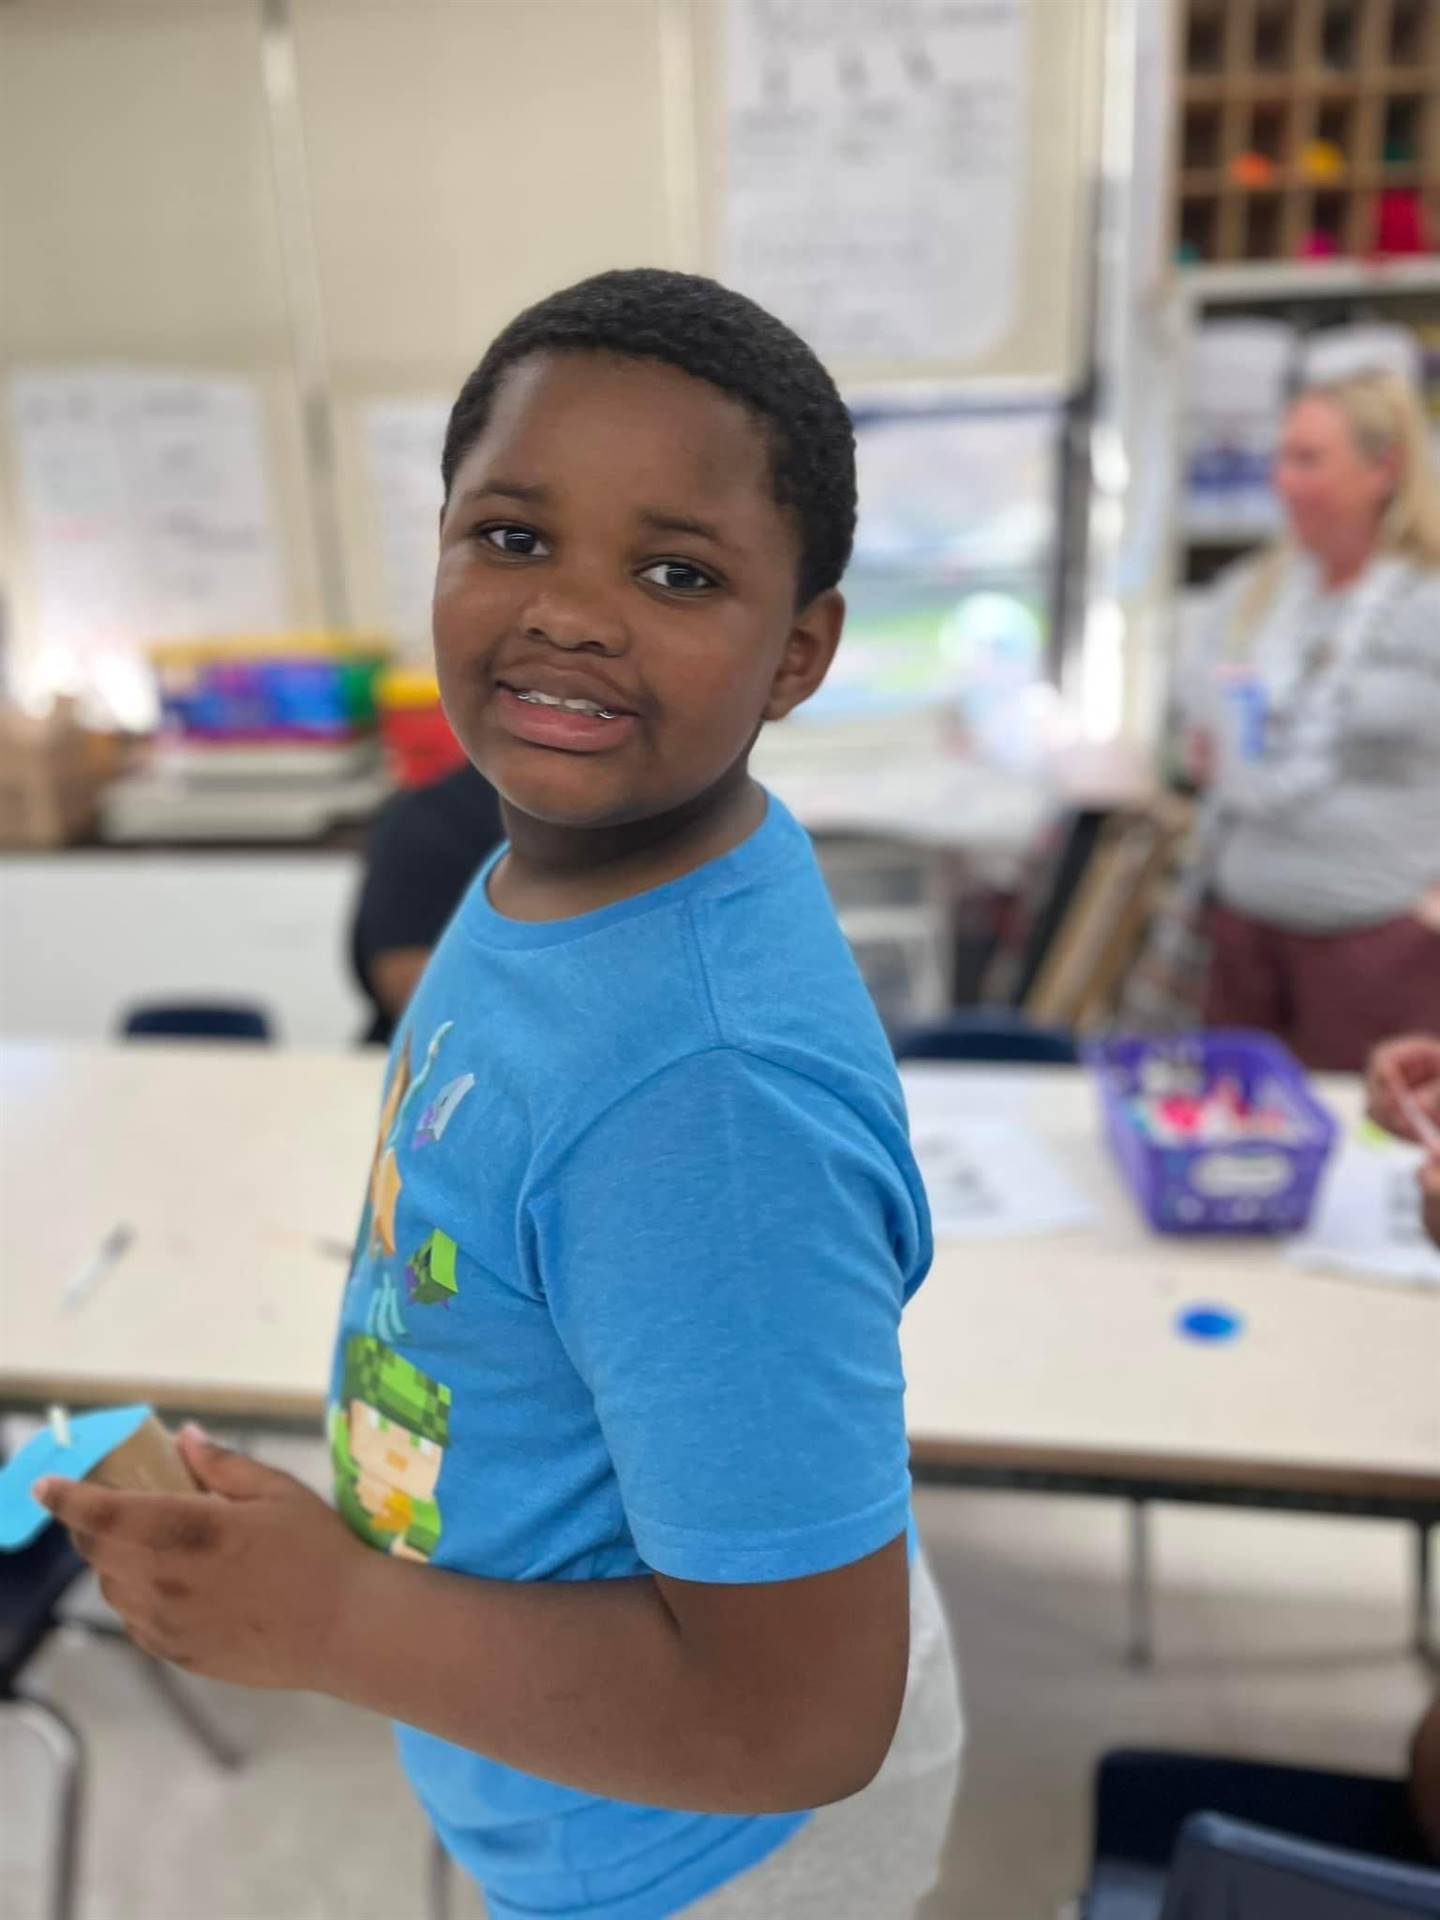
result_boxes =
[1229,151,1277,188]
[376,669,468,789]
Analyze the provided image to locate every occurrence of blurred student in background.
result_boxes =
[350,761,503,1043]
[1187,371,1440,1072]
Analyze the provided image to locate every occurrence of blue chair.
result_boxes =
[1083,1748,1438,1920]
[892,1007,1079,1067]
[120,1002,274,1043]
[1158,1811,1440,1918]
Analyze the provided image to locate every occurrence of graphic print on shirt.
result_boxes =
[413,1072,475,1148]
[405,1228,460,1307]
[330,1334,452,1561]
[350,1020,457,1343]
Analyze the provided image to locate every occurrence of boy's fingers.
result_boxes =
[33,1478,222,1553]
[178,1425,281,1500]
[1371,1036,1440,1092]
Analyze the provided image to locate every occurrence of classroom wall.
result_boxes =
[0,0,329,644]
[0,0,1105,683]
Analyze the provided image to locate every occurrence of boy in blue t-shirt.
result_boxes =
[37,270,962,1917]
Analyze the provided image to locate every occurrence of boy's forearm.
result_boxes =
[318,1550,833,1814]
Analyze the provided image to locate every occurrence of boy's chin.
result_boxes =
[485,760,652,833]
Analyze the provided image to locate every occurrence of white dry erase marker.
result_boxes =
[60,1223,135,1313]
[1396,1081,1440,1157]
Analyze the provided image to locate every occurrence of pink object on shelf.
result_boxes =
[1300,229,1340,258]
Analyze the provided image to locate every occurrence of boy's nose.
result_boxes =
[520,589,627,656]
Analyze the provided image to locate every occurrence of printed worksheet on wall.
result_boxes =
[721,0,1029,363]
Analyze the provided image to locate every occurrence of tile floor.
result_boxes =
[4,1449,1432,1920]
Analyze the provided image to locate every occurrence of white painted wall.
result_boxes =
[0,854,369,1048]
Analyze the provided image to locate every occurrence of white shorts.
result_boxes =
[682,1551,964,1918]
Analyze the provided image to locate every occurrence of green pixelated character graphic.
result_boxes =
[330,1335,451,1562]
[405,1229,459,1308]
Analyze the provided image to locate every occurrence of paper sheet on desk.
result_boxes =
[1288,1141,1440,1291]
[910,1115,1094,1241]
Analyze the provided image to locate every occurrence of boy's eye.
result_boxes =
[478,524,547,557]
[639,559,716,594]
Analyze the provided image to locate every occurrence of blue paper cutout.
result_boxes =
[0,1404,153,1550]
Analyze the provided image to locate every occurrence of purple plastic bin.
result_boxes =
[1089,1031,1338,1236]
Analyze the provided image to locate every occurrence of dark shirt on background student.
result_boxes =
[350,762,503,1044]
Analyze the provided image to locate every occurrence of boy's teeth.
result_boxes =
[515,689,616,718]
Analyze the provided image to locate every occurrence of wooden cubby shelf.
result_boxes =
[1172,0,1440,266]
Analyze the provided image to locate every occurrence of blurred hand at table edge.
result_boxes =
[1365,1034,1440,1251]
[1365,1033,1440,1141]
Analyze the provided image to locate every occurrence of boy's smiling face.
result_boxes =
[433,351,842,831]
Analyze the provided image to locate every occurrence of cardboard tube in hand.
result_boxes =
[88,1412,199,1494]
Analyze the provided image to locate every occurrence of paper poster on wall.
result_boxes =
[360,400,449,655]
[721,0,1028,364]
[124,375,286,639]
[7,369,286,684]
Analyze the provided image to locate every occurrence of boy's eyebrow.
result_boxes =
[636,508,733,551]
[454,478,552,510]
[454,483,736,553]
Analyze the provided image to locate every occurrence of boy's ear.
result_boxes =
[763,589,845,723]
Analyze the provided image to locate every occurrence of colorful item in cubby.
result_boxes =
[376,669,469,789]
[1300,229,1341,258]
[151,635,389,745]
[1229,151,1277,189]
[1299,140,1345,182]
[1090,1033,1338,1237]
[1375,190,1430,257]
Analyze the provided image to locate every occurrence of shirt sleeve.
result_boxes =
[1345,582,1440,748]
[529,1048,924,1585]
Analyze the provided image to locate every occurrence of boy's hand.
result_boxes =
[1366,1035,1440,1143]
[33,1427,367,1692]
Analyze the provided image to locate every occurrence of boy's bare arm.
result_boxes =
[332,1529,910,1813]
[35,1430,909,1815]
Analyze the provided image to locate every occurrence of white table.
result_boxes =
[4,1044,1438,1658]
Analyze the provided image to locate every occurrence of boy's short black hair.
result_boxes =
[441,268,856,606]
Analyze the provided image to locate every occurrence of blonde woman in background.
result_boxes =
[1187,369,1440,1072]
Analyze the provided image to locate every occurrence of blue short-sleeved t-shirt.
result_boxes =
[327,794,933,1920]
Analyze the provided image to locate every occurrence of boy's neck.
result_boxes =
[490,765,766,922]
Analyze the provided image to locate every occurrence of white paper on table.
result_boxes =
[720,0,1027,365]
[1288,1141,1440,1291]
[901,1063,1037,1125]
[909,1114,1094,1241]
[360,399,449,654]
